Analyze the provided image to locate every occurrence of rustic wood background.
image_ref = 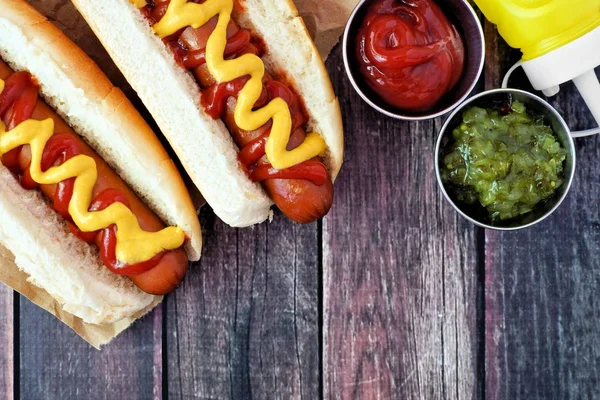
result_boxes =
[1,1,600,399]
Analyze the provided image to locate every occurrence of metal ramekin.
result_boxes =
[435,89,577,231]
[342,0,485,120]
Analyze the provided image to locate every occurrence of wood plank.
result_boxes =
[19,300,162,400]
[484,22,600,399]
[0,286,13,400]
[323,48,480,399]
[167,209,320,399]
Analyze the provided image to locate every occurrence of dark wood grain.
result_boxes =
[323,49,480,399]
[484,22,600,400]
[0,287,13,400]
[19,299,162,400]
[167,209,320,399]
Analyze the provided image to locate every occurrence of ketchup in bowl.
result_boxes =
[356,0,466,113]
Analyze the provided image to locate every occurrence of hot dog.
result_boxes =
[0,0,202,325]
[0,63,189,295]
[175,17,334,223]
[71,0,344,227]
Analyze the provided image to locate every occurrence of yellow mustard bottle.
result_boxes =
[475,0,600,61]
[474,0,600,125]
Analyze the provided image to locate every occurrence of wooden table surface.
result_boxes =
[1,2,600,399]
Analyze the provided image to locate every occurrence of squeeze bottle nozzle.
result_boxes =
[474,0,600,126]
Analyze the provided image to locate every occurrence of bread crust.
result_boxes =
[70,0,344,226]
[0,0,202,259]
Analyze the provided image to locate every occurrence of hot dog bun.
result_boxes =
[70,0,344,227]
[0,167,160,324]
[0,0,202,324]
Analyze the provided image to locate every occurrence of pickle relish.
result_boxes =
[441,101,567,222]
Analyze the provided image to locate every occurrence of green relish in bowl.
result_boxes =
[440,101,568,222]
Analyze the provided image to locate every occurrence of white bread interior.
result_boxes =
[0,167,158,325]
[0,1,202,260]
[70,0,344,226]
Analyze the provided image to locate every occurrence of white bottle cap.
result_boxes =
[521,26,600,126]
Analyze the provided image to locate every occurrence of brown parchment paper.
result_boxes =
[0,245,162,349]
[0,0,358,348]
[295,0,360,60]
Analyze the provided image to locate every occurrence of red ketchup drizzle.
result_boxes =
[0,71,162,276]
[40,133,81,219]
[250,162,328,186]
[184,30,257,70]
[163,31,190,67]
[141,1,329,186]
[201,76,269,119]
[89,189,166,276]
[238,132,269,168]
[1,72,40,183]
[141,0,170,23]
[356,0,465,112]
